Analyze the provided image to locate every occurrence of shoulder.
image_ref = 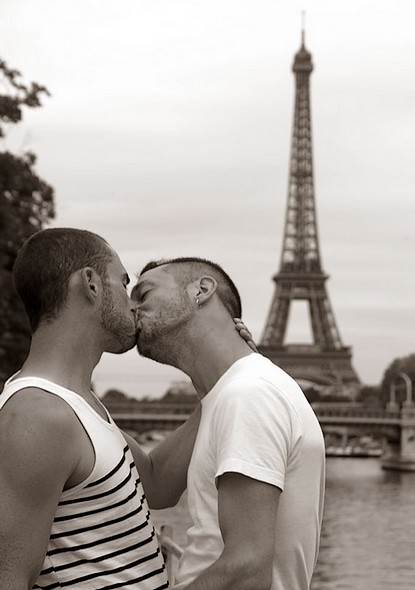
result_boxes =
[210,369,304,442]
[1,386,79,430]
[0,388,82,471]
[215,356,304,407]
[0,388,83,512]
[215,372,297,415]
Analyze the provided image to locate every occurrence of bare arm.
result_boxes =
[123,404,201,509]
[178,472,280,590]
[0,391,83,589]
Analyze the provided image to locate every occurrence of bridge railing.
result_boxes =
[109,400,400,420]
[105,401,197,416]
[312,403,400,420]
[109,401,403,435]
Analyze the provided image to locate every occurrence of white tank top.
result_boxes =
[0,376,169,590]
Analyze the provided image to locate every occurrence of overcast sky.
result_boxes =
[1,0,414,398]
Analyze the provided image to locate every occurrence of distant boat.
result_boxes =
[325,446,383,458]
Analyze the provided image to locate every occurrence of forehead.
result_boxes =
[135,265,177,290]
[106,251,128,277]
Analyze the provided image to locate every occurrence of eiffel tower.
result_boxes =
[258,29,359,387]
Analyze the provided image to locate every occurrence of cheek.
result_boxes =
[116,290,135,313]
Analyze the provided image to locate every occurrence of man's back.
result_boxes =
[175,353,325,590]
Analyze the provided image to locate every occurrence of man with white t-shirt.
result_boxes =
[132,256,326,590]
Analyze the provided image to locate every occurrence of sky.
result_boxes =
[1,0,414,398]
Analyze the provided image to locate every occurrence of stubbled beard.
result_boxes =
[101,286,136,354]
[136,298,193,367]
[137,333,177,366]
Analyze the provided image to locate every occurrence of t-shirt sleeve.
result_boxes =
[211,378,300,492]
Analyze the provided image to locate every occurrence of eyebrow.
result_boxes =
[132,275,155,294]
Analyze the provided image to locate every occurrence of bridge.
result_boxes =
[107,398,415,472]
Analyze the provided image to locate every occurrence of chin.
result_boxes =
[107,344,132,355]
[107,336,136,355]
[136,339,153,359]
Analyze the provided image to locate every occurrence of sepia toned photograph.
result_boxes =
[0,1,414,589]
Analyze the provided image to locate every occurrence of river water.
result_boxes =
[152,458,415,590]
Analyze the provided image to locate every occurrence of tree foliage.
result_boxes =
[0,58,55,387]
[355,385,382,408]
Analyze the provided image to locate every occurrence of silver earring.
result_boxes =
[196,297,201,308]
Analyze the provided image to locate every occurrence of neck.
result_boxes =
[17,320,103,396]
[163,316,255,398]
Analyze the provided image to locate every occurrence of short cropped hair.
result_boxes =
[140,257,242,318]
[13,228,114,332]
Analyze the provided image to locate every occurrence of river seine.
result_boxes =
[152,457,415,590]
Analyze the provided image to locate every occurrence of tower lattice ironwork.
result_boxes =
[258,31,359,387]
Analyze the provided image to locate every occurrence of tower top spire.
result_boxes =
[301,10,306,46]
[293,12,313,74]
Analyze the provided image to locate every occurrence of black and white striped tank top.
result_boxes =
[0,376,169,590]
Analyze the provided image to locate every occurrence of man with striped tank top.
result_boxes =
[0,228,206,590]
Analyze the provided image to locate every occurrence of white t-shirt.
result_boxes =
[174,353,325,590]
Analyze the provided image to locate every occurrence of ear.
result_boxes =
[80,267,102,302]
[193,276,217,307]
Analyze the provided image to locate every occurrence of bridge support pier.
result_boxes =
[382,405,415,472]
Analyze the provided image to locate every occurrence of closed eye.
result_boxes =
[122,273,130,291]
[139,290,150,301]
[131,280,152,303]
